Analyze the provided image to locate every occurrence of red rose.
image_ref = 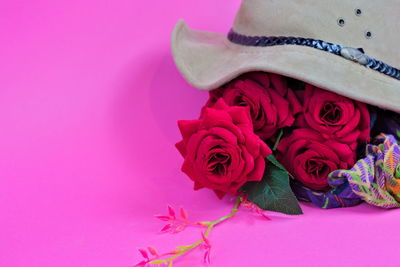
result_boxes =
[297,84,370,149]
[277,129,356,190]
[176,98,271,198]
[205,72,302,140]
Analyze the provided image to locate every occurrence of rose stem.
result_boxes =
[272,129,284,151]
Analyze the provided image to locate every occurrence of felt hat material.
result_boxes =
[171,0,400,112]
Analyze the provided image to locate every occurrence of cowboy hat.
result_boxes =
[171,0,400,112]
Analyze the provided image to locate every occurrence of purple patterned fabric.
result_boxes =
[336,134,400,208]
[292,134,400,209]
[290,176,363,209]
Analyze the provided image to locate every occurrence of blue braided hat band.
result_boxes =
[227,29,400,81]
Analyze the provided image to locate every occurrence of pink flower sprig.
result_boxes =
[155,206,206,234]
[135,197,245,266]
[134,246,179,267]
[201,232,211,264]
[240,196,271,220]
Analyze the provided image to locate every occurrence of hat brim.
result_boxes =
[171,20,400,112]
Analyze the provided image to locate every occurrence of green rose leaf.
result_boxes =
[242,154,303,215]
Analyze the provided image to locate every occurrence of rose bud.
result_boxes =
[296,84,370,150]
[176,98,272,199]
[204,72,302,140]
[277,128,356,191]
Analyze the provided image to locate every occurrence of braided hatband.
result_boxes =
[227,29,400,80]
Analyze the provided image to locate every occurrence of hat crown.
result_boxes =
[233,0,400,67]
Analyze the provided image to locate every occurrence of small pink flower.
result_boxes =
[147,246,158,256]
[138,248,149,260]
[201,232,212,264]
[180,207,189,219]
[160,224,172,232]
[167,205,176,218]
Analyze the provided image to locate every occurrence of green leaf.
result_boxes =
[242,154,303,215]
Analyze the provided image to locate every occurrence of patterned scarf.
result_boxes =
[292,134,400,209]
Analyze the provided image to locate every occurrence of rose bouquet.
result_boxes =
[176,71,400,212]
[136,72,400,266]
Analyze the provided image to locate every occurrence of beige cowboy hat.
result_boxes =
[171,0,400,112]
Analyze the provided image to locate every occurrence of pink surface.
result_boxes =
[1,1,399,266]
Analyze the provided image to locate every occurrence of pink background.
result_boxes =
[1,1,399,266]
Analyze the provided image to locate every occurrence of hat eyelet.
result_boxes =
[365,30,373,39]
[355,8,362,16]
[337,18,345,27]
